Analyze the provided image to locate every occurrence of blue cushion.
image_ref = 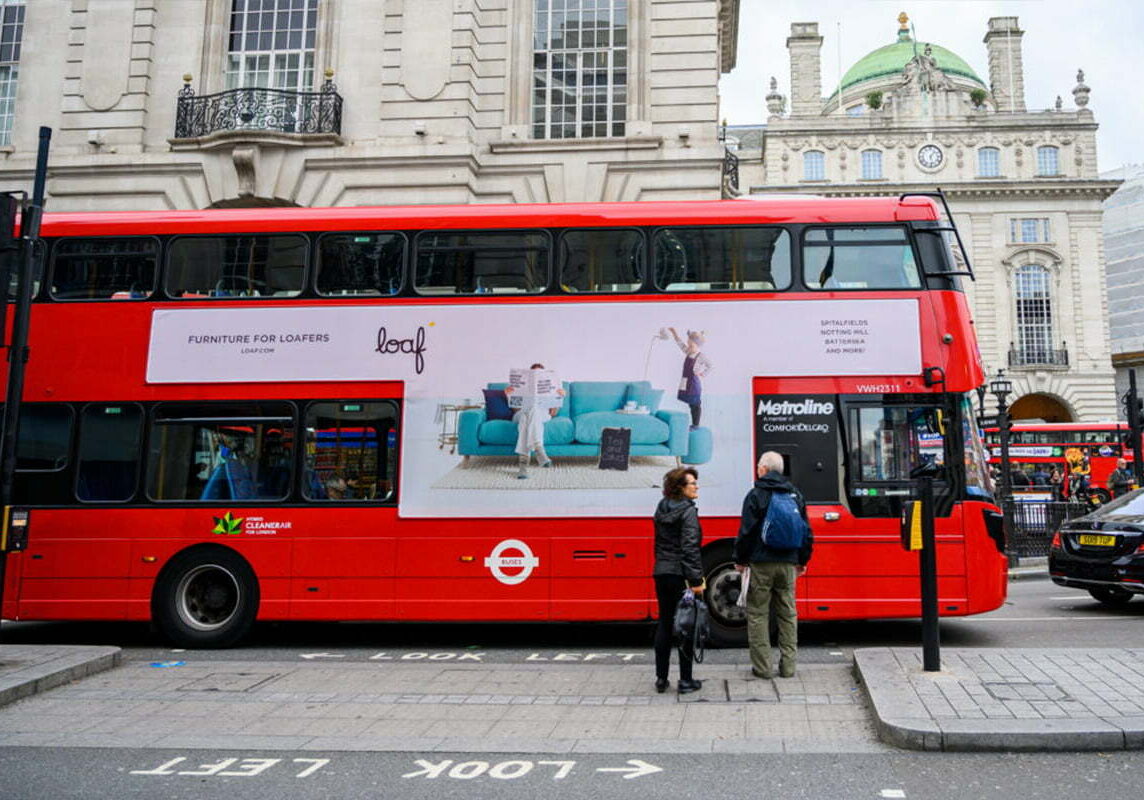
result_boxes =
[569,381,629,417]
[479,419,519,445]
[483,388,513,421]
[625,383,664,413]
[574,411,670,445]
[481,416,576,446]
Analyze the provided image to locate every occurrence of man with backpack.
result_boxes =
[733,451,814,679]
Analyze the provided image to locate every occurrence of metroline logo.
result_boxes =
[756,399,835,416]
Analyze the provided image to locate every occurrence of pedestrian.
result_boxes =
[1049,465,1064,500]
[733,451,813,679]
[1108,457,1133,498]
[1029,465,1050,486]
[652,466,705,694]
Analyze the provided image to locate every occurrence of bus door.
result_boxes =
[824,396,966,618]
[751,393,841,619]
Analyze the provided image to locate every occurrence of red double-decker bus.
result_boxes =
[983,422,1140,502]
[0,196,1006,646]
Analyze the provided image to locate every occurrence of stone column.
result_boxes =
[984,16,1025,113]
[787,22,823,118]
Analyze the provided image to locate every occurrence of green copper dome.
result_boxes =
[839,34,986,93]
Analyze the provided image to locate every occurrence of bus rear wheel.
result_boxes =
[153,547,259,648]
[702,543,748,647]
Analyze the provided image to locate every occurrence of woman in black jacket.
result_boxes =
[652,466,705,694]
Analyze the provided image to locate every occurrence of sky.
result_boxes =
[718,0,1144,173]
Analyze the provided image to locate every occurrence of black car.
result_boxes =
[1050,487,1144,606]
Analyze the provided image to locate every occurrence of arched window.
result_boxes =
[226,0,319,92]
[860,149,883,180]
[803,150,825,180]
[1036,146,1059,177]
[1014,264,1053,365]
[977,147,1000,177]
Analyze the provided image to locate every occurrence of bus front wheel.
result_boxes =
[153,547,260,648]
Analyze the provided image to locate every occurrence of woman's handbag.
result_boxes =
[672,588,710,663]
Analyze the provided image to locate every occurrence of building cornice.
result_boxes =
[765,116,1100,136]
[749,179,1123,201]
[718,0,740,73]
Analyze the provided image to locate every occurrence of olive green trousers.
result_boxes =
[745,561,798,677]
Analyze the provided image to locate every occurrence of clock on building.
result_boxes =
[917,144,944,170]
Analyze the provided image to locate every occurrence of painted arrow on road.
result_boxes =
[596,760,662,779]
[300,653,346,660]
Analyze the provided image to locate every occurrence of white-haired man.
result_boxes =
[733,451,813,679]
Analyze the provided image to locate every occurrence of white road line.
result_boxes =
[881,790,906,799]
[1049,595,1095,600]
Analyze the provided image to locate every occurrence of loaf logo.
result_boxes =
[483,539,540,585]
[211,512,244,536]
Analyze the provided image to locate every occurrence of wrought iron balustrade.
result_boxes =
[175,78,343,139]
[722,147,739,195]
[1008,342,1069,368]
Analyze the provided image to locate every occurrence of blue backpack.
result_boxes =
[756,491,808,553]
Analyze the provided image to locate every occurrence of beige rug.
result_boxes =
[431,455,680,490]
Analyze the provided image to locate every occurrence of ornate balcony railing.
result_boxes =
[174,75,342,139]
[1008,342,1069,368]
[722,147,739,196]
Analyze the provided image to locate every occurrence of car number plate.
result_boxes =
[1078,534,1116,547]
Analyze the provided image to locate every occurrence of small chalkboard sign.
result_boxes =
[598,426,632,471]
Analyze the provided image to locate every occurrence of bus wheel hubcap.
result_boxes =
[707,562,746,628]
[176,564,240,631]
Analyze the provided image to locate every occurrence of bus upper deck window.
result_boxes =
[166,235,307,299]
[51,238,158,300]
[803,227,921,290]
[317,233,405,296]
[414,231,549,295]
[654,226,791,292]
[558,229,644,293]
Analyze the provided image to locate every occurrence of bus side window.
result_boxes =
[558,229,644,293]
[654,226,791,292]
[414,231,548,295]
[166,235,307,299]
[16,404,74,472]
[147,403,295,502]
[303,401,399,502]
[803,227,921,290]
[76,404,143,502]
[51,238,159,301]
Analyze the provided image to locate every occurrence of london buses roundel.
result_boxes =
[483,539,540,585]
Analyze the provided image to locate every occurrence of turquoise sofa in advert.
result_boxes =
[457,380,710,464]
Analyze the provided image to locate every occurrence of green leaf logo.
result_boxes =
[211,512,244,536]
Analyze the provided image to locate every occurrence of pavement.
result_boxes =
[1,559,1139,753]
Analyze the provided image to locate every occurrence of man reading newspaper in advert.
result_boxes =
[504,363,564,479]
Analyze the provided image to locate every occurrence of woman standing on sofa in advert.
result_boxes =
[667,328,712,428]
[504,363,565,479]
[652,466,705,695]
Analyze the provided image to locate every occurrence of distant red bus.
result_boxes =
[983,422,1140,502]
[0,196,1006,646]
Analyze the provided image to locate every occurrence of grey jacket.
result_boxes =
[652,497,704,585]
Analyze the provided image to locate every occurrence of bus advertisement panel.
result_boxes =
[147,298,920,518]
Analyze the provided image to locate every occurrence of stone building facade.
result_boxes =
[1103,164,1144,410]
[0,0,738,210]
[752,14,1121,422]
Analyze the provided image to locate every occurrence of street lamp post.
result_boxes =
[990,369,1015,564]
[975,383,987,427]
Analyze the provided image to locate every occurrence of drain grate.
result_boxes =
[177,672,282,693]
[982,681,1071,702]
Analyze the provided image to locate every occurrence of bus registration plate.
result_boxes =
[1078,534,1116,547]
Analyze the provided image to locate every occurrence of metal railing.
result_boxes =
[1003,497,1093,557]
[1008,343,1069,368]
[722,148,739,195]
[174,78,343,139]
